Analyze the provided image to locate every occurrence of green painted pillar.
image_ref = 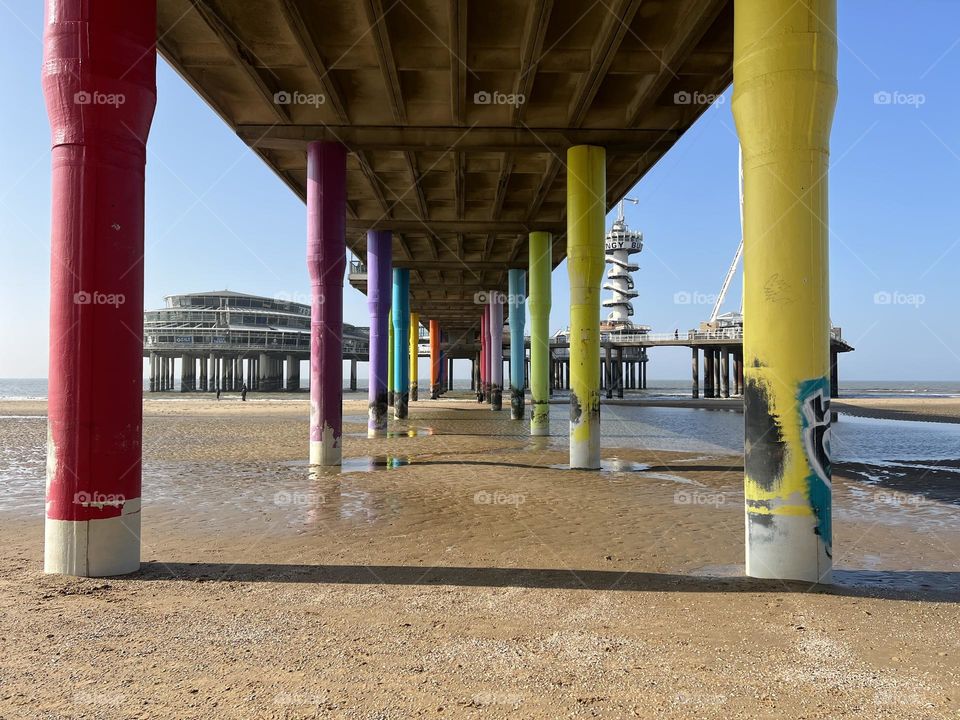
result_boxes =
[567,145,605,469]
[528,232,552,436]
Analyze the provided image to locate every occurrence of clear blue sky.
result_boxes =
[2,2,959,381]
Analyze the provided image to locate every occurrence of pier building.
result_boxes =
[143,291,369,393]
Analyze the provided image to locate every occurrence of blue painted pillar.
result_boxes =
[392,269,410,419]
[508,270,526,420]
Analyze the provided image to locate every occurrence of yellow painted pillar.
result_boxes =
[733,0,837,583]
[528,232,552,435]
[387,309,394,407]
[566,146,605,469]
[409,311,419,401]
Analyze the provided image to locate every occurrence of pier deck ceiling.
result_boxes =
[157,0,734,335]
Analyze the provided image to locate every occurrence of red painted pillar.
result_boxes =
[42,0,156,576]
[306,142,346,465]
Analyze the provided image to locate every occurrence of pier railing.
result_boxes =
[145,329,369,357]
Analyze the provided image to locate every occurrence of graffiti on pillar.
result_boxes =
[743,373,786,492]
[797,376,832,554]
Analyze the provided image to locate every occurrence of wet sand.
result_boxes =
[1,395,958,718]
[835,396,960,424]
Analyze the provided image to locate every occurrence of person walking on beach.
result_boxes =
[241,384,247,402]
[216,388,221,401]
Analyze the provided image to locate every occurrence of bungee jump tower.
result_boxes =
[602,199,644,328]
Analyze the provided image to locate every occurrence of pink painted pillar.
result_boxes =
[42,0,156,576]
[306,142,346,465]
[480,309,488,402]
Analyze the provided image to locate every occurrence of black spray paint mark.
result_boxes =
[744,376,787,491]
[570,390,582,424]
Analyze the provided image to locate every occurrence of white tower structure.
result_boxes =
[602,198,643,326]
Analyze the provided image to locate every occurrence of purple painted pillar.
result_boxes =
[307,141,346,465]
[367,230,392,437]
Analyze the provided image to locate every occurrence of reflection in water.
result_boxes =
[548,458,651,473]
[386,427,435,438]
[330,456,411,473]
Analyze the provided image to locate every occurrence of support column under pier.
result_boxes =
[692,348,700,399]
[430,319,441,399]
[704,350,714,398]
[392,269,410,419]
[43,0,155,576]
[488,292,504,411]
[409,312,419,402]
[259,353,270,391]
[616,347,624,399]
[480,307,488,403]
[306,141,346,466]
[604,346,613,399]
[508,269,526,419]
[367,230,392,435]
[713,350,721,398]
[567,145,605,469]
[734,0,836,582]
[387,309,394,408]
[721,349,730,398]
[180,354,190,392]
[287,354,300,391]
[830,349,839,399]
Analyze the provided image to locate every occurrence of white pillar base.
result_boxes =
[530,425,550,437]
[367,428,387,439]
[745,510,832,584]
[569,423,601,470]
[44,500,141,577]
[310,439,341,466]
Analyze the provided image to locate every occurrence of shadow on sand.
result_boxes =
[136,562,960,602]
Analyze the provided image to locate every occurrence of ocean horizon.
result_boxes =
[2,377,959,401]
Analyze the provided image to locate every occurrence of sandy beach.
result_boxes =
[1,395,958,719]
[834,397,960,424]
